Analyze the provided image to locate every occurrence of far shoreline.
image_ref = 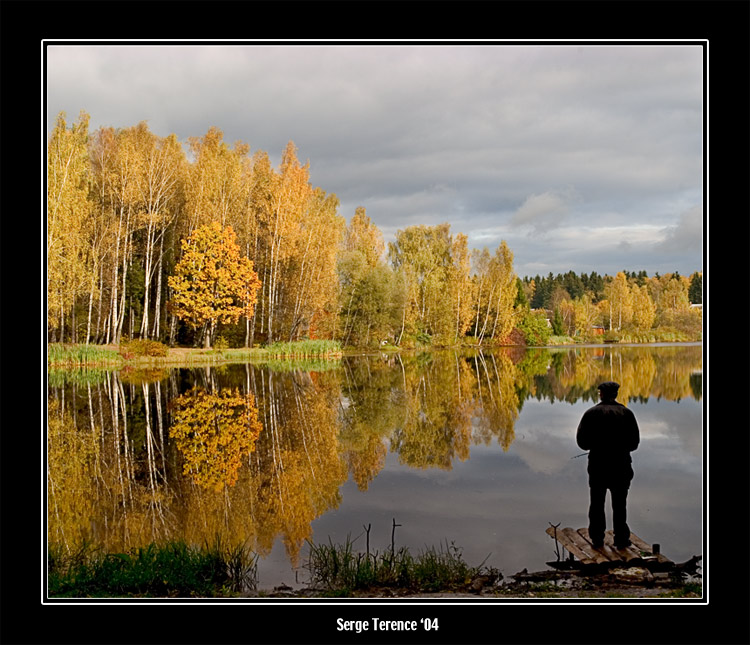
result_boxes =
[46,339,703,370]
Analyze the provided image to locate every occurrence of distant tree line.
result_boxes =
[520,269,702,342]
[524,270,702,310]
[47,111,702,350]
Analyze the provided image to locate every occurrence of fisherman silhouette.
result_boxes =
[576,381,640,549]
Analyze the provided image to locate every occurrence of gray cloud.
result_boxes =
[656,204,703,255]
[46,43,704,278]
[511,188,579,235]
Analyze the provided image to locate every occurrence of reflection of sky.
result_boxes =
[257,396,703,589]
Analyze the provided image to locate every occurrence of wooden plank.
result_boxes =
[603,530,644,563]
[580,528,626,563]
[561,527,609,565]
[546,526,673,567]
[546,526,594,564]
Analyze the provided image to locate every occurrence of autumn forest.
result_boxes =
[47,111,703,351]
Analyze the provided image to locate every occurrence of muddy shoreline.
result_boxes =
[247,569,702,600]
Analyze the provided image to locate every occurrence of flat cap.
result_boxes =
[597,381,620,396]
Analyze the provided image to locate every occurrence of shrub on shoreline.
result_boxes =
[119,338,169,359]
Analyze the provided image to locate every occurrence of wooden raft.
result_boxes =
[545,526,673,570]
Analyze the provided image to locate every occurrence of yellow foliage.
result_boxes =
[168,222,261,341]
[169,387,263,490]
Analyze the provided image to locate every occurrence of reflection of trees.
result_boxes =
[649,346,703,401]
[47,371,178,552]
[600,348,657,404]
[337,350,521,473]
[247,368,347,565]
[47,366,348,567]
[689,371,702,401]
[339,358,403,490]
[47,344,701,567]
[390,353,474,469]
[169,387,262,491]
[384,350,519,468]
[514,345,702,404]
[48,399,100,551]
[471,350,519,451]
[174,367,347,568]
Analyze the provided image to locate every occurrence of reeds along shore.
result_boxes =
[47,536,493,598]
[47,339,344,368]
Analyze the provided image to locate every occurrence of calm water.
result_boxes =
[47,344,703,591]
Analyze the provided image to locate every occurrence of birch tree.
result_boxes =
[448,233,474,343]
[47,111,93,341]
[631,284,656,330]
[133,126,186,339]
[604,272,633,331]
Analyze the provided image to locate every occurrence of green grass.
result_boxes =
[48,339,343,369]
[47,343,123,367]
[305,536,491,595]
[263,339,342,358]
[48,539,258,598]
[548,335,576,345]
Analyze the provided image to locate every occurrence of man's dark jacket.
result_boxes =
[576,399,640,487]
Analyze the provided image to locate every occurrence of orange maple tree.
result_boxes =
[168,222,261,347]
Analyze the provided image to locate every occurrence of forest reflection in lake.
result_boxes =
[47,344,703,590]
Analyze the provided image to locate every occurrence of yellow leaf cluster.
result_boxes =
[168,222,261,334]
[169,387,263,491]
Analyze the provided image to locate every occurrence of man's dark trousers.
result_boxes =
[588,483,631,546]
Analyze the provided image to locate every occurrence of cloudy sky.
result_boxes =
[45,42,704,278]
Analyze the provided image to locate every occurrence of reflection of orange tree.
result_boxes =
[173,370,348,569]
[169,387,262,491]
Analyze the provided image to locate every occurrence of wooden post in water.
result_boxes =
[363,523,371,560]
[391,518,401,554]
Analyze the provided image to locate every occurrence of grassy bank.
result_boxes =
[47,332,701,369]
[48,540,258,598]
[47,536,701,599]
[47,536,494,599]
[47,339,343,369]
[47,343,123,367]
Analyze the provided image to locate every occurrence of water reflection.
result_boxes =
[169,387,262,490]
[47,344,702,584]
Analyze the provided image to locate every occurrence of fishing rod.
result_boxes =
[570,452,589,459]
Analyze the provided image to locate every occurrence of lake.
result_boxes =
[46,343,703,591]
